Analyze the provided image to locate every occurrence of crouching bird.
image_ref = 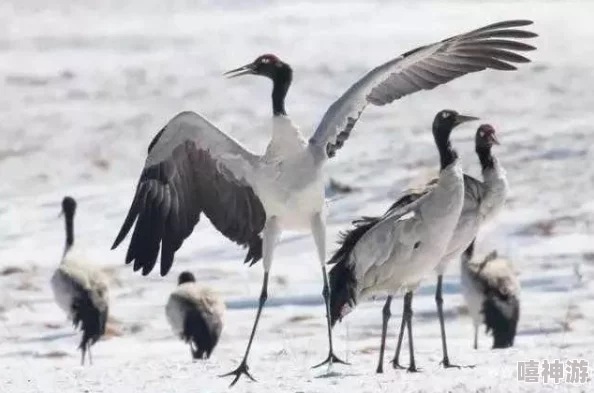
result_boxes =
[50,196,109,365]
[461,241,520,349]
[166,271,225,359]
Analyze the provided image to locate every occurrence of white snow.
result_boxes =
[1,1,593,392]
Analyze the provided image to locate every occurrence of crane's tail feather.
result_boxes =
[243,235,263,267]
[327,213,383,325]
[483,295,520,349]
[329,257,358,327]
[71,294,108,363]
[183,308,223,360]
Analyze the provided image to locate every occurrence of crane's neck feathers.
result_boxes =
[433,123,458,170]
[272,64,292,116]
[476,144,495,170]
[64,210,74,254]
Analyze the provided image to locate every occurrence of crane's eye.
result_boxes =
[479,130,485,137]
[442,112,450,119]
[261,57,270,64]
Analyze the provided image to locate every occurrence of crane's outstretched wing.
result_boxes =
[309,20,537,158]
[112,111,266,276]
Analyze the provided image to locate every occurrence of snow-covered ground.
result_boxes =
[1,1,593,392]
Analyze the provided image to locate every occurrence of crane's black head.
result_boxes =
[61,196,77,219]
[225,54,293,116]
[476,124,500,150]
[475,124,500,170]
[432,110,479,139]
[178,271,196,285]
[432,110,478,169]
[224,54,292,82]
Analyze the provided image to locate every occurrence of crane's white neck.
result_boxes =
[264,116,306,159]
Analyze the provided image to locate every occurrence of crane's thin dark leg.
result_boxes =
[404,291,419,373]
[473,324,478,350]
[80,347,85,366]
[391,294,409,370]
[436,275,474,369]
[313,265,349,368]
[220,272,269,386]
[376,296,392,373]
[311,213,348,369]
[436,275,455,368]
[88,344,93,365]
[221,217,280,386]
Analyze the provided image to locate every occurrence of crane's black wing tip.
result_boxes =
[111,233,126,250]
[508,19,534,26]
[160,264,173,277]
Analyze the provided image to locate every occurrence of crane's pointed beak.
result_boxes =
[224,63,256,78]
[454,114,479,126]
[490,133,501,145]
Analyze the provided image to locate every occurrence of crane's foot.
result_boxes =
[440,359,475,369]
[407,364,421,373]
[391,359,407,370]
[220,360,256,387]
[312,351,350,369]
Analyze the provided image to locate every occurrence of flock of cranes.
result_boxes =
[48,19,535,386]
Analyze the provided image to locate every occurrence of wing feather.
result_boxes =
[112,111,266,276]
[309,20,537,158]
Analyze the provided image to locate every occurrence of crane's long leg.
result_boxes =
[311,213,348,369]
[473,323,478,350]
[376,296,392,373]
[88,344,93,366]
[391,293,409,370]
[436,275,454,367]
[80,346,85,366]
[221,217,280,386]
[404,291,419,373]
[436,275,474,369]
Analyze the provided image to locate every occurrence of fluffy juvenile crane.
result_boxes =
[166,271,225,359]
[461,241,520,349]
[50,196,109,365]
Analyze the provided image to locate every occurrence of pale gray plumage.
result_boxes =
[460,242,520,349]
[385,124,508,369]
[351,166,462,295]
[331,111,470,314]
[50,196,109,365]
[166,272,225,359]
[329,109,476,373]
[309,20,536,157]
[112,112,266,276]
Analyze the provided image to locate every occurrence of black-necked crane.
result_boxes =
[166,271,225,359]
[328,109,477,372]
[111,20,536,384]
[461,241,520,349]
[50,196,109,365]
[383,124,509,372]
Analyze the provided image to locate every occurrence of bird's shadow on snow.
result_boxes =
[226,294,324,310]
[17,331,76,343]
[313,370,361,379]
[516,326,564,336]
